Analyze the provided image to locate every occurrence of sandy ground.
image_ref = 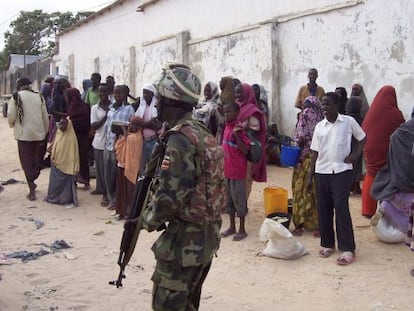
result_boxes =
[0,114,413,311]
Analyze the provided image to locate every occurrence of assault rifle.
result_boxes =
[109,140,165,288]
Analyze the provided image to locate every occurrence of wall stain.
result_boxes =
[192,51,203,63]
[400,77,414,95]
[389,40,405,63]
[260,68,272,84]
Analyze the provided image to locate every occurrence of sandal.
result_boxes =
[101,197,109,207]
[221,228,236,238]
[336,251,355,266]
[292,227,303,236]
[319,247,335,258]
[232,232,247,241]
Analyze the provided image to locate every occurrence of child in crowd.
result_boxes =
[307,92,365,266]
[220,102,250,241]
[266,122,292,166]
[114,116,144,219]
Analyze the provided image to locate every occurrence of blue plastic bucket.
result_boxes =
[280,145,301,167]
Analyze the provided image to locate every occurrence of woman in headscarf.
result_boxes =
[345,96,364,194]
[40,82,53,114]
[335,87,348,114]
[135,83,162,174]
[235,83,267,197]
[351,83,369,119]
[252,84,269,125]
[217,76,236,143]
[81,79,92,102]
[361,86,405,217]
[292,96,324,236]
[369,118,414,268]
[219,76,235,106]
[45,117,79,207]
[193,82,222,137]
[66,88,91,190]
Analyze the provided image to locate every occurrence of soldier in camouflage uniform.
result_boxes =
[142,63,224,311]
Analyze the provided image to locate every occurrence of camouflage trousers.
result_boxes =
[151,260,212,311]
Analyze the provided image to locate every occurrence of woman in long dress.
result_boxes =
[193,82,222,137]
[44,118,79,207]
[291,96,324,236]
[66,88,91,190]
[361,86,404,217]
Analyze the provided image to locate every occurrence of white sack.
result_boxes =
[259,218,308,259]
[371,214,405,243]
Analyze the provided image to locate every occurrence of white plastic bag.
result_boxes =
[371,214,406,243]
[259,218,308,259]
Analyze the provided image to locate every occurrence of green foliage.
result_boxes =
[0,50,9,71]
[0,10,93,71]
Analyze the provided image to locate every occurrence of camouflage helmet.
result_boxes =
[154,63,201,105]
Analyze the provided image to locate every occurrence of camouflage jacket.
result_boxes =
[143,114,224,266]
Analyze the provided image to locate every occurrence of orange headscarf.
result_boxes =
[125,116,143,184]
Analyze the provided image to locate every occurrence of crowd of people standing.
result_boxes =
[6,68,414,244]
[4,63,414,309]
[291,68,413,266]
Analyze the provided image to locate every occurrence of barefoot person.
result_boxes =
[221,102,250,241]
[307,92,365,266]
[8,77,49,201]
[235,83,267,197]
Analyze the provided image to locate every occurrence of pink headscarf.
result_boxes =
[236,83,267,182]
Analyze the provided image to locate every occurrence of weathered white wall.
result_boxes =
[278,0,414,135]
[57,0,340,89]
[189,24,277,119]
[55,0,414,136]
[55,1,139,89]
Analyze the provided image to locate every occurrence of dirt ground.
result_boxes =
[0,115,413,311]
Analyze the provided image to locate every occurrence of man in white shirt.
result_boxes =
[90,84,110,206]
[307,92,365,266]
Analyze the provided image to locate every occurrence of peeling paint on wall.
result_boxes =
[278,0,414,136]
[389,40,405,63]
[55,0,414,136]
